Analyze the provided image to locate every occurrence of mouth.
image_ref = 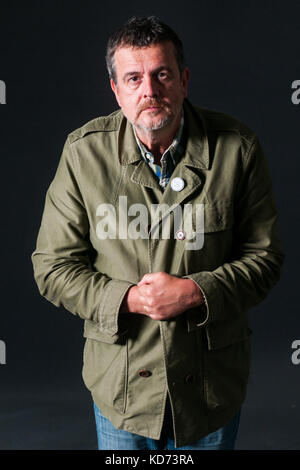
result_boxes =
[143,106,163,112]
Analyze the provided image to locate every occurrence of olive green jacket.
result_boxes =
[31,99,284,447]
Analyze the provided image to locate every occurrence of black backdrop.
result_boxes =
[0,0,299,450]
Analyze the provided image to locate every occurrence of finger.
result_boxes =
[138,285,150,297]
[143,304,152,315]
[138,273,154,286]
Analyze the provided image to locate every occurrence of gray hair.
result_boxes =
[106,16,186,83]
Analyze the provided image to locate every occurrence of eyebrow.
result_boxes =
[122,66,174,82]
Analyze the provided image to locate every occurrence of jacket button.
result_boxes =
[175,229,186,241]
[138,369,152,378]
[185,374,194,384]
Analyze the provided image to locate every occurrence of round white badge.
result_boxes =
[171,177,185,192]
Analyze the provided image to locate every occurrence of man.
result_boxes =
[32,16,284,450]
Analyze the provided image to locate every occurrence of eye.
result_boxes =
[128,75,140,85]
[158,71,168,80]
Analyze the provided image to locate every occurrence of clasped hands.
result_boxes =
[120,272,204,321]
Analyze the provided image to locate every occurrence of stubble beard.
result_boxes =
[134,113,171,132]
[133,103,177,132]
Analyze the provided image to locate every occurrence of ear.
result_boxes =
[110,79,121,107]
[181,68,190,98]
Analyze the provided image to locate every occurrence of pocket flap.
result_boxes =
[83,320,127,344]
[205,321,252,350]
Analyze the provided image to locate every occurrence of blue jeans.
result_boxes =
[93,398,241,450]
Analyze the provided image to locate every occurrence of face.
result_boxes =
[110,42,189,133]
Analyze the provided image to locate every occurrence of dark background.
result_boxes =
[0,0,299,450]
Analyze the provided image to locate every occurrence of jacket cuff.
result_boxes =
[98,280,134,337]
[183,271,223,331]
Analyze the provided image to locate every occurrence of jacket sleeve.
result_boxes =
[31,138,134,340]
[185,135,285,329]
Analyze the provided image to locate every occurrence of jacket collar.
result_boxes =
[117,98,210,170]
[182,99,210,170]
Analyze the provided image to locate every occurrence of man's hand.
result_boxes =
[120,272,204,320]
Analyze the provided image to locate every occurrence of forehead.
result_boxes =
[113,42,178,73]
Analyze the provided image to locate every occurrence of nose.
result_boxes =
[142,74,159,98]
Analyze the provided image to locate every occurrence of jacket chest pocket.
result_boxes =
[177,200,235,275]
[192,199,234,234]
